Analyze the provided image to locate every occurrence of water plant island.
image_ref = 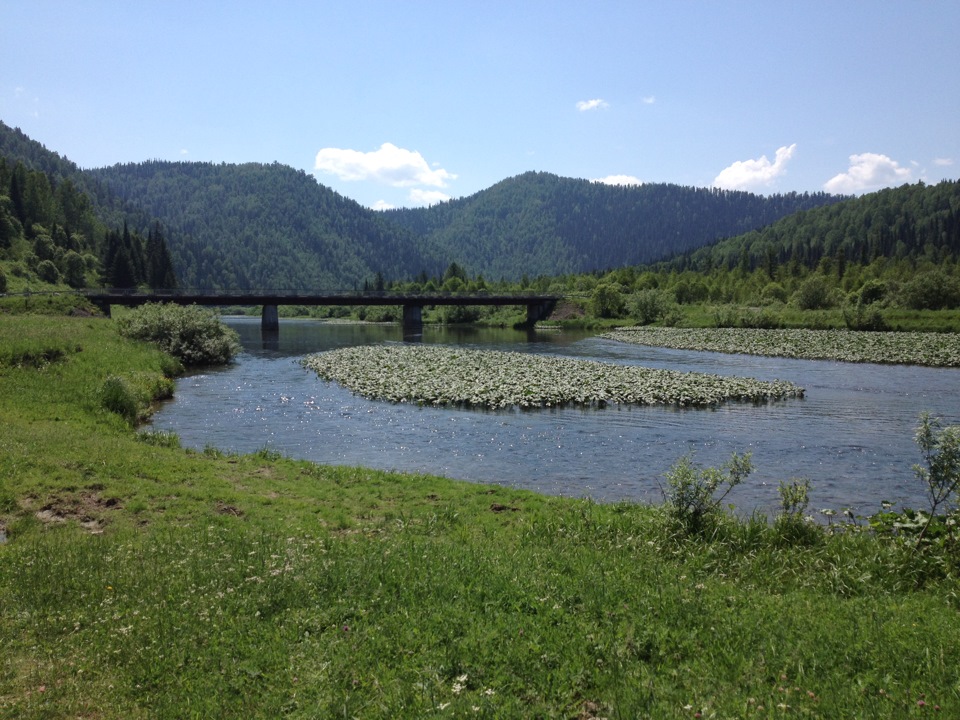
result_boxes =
[301,344,804,409]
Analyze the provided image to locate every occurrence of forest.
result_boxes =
[1,120,958,332]
[384,171,843,278]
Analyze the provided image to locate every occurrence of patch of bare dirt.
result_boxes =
[546,300,585,321]
[215,501,244,517]
[34,490,122,533]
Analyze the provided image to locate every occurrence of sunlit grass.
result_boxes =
[2,314,959,717]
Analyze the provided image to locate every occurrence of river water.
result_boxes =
[146,318,960,516]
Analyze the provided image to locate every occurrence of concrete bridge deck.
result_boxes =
[82,289,561,332]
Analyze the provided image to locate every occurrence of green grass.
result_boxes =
[2,314,960,717]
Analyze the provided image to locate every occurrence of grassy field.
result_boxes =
[1,314,959,718]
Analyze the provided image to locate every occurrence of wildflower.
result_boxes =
[484,688,495,696]
[437,702,450,710]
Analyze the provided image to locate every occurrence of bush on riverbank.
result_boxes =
[115,302,240,366]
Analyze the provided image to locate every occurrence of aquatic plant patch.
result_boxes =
[301,344,803,409]
[603,327,960,367]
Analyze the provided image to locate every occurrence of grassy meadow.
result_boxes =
[1,313,960,718]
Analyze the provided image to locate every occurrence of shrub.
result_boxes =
[100,372,175,424]
[900,271,960,310]
[589,283,626,318]
[628,289,667,325]
[773,478,820,544]
[116,303,241,366]
[858,279,887,305]
[664,452,752,534]
[0,267,7,294]
[760,281,788,304]
[100,376,139,423]
[843,300,889,331]
[913,412,960,516]
[792,275,835,310]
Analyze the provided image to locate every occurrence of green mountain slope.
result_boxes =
[384,171,844,278]
[3,122,854,291]
[0,121,177,292]
[87,161,439,291]
[669,179,960,272]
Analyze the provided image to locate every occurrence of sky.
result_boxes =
[2,1,958,210]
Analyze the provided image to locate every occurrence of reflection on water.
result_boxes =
[147,318,960,514]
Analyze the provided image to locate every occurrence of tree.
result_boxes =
[61,250,87,288]
[36,258,61,284]
[792,275,835,310]
[589,282,625,318]
[145,223,178,288]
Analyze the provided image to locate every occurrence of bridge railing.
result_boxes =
[81,288,564,300]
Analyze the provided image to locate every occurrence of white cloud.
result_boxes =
[823,153,912,194]
[576,98,609,112]
[593,175,643,186]
[934,157,954,166]
[314,142,456,188]
[408,188,450,206]
[641,96,656,105]
[371,200,395,211]
[713,144,797,191]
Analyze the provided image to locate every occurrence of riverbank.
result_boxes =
[1,314,959,717]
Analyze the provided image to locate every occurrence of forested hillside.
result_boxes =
[0,122,176,292]
[668,179,960,273]
[87,162,441,291]
[385,172,843,278]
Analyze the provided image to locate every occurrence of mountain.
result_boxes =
[666,179,960,273]
[3,122,849,290]
[383,172,844,278]
[0,121,177,292]
[86,161,440,291]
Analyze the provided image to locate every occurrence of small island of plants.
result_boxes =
[604,326,960,367]
[301,344,804,409]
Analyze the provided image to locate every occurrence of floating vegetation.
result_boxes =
[603,327,960,367]
[301,344,803,410]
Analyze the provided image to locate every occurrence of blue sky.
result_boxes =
[2,1,958,209]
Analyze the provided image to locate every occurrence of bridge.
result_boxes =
[83,289,561,333]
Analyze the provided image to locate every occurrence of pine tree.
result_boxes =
[145,222,177,288]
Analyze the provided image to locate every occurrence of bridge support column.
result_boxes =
[92,299,111,318]
[526,300,557,327]
[262,304,279,332]
[402,304,423,336]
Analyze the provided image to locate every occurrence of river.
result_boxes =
[145,317,960,516]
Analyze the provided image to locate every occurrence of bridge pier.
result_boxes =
[262,304,279,332]
[526,299,557,327]
[402,304,423,335]
[92,299,111,318]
